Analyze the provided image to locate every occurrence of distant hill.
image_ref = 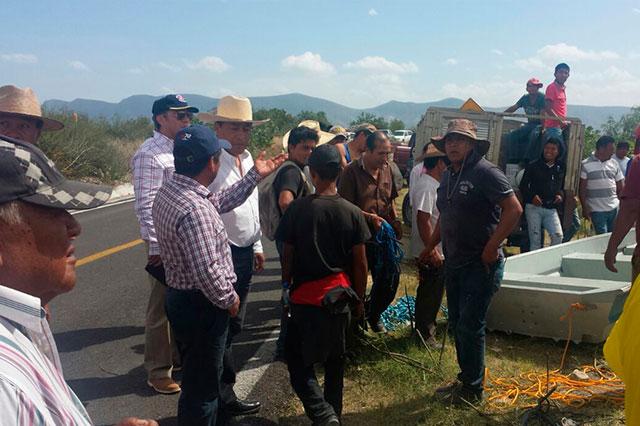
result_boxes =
[43,93,631,129]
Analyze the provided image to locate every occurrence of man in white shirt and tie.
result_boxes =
[198,96,268,417]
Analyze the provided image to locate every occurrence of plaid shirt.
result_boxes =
[153,168,260,309]
[131,131,174,256]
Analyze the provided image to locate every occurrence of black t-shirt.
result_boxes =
[275,194,371,284]
[436,153,513,267]
[273,162,309,214]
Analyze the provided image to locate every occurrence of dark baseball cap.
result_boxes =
[0,136,112,209]
[152,94,199,115]
[309,144,341,171]
[173,125,231,175]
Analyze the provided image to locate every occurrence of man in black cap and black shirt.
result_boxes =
[275,144,370,426]
[131,94,198,394]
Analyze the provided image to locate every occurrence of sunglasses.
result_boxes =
[174,111,194,121]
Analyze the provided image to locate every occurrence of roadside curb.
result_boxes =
[107,183,134,204]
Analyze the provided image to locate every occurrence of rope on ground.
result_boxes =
[485,302,625,412]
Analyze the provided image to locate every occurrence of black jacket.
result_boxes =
[519,159,565,208]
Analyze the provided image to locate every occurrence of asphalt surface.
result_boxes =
[49,200,290,426]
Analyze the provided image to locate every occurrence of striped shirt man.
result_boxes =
[580,154,625,212]
[152,169,260,308]
[0,285,92,425]
[131,131,174,256]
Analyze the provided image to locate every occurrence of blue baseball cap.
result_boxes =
[152,94,199,115]
[173,125,231,175]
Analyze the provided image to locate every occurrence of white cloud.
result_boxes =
[69,60,90,71]
[633,7,640,13]
[185,56,230,72]
[127,67,145,75]
[444,58,458,65]
[281,51,335,75]
[1,53,38,64]
[517,43,619,70]
[491,49,504,56]
[368,8,378,16]
[344,56,418,74]
[157,62,181,72]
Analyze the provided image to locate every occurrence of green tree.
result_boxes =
[601,106,640,142]
[295,110,329,129]
[350,112,389,130]
[389,118,405,132]
[249,108,296,155]
[583,125,602,157]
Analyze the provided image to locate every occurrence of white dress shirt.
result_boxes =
[209,149,263,253]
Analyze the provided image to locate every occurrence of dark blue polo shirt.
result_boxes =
[436,151,514,268]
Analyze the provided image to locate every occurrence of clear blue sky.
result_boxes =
[3,0,639,108]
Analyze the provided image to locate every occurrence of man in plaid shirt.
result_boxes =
[153,125,285,425]
[132,94,198,394]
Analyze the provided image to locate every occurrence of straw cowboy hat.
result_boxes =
[0,85,64,131]
[197,95,269,126]
[416,141,448,162]
[431,118,490,156]
[281,120,335,150]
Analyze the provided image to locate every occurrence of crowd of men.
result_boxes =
[1,77,639,426]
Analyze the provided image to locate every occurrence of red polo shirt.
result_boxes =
[544,81,567,129]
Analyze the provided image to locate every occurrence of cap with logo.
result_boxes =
[152,94,199,115]
[0,136,112,209]
[173,125,231,175]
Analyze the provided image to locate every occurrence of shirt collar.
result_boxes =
[170,172,211,198]
[0,285,45,332]
[153,130,174,145]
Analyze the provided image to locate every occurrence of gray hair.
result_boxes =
[0,201,24,226]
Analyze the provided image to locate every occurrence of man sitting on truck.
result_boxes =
[504,78,545,163]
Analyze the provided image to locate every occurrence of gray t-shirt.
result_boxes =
[436,153,514,268]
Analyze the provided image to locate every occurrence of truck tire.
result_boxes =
[402,192,412,227]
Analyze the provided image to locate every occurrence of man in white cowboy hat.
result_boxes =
[198,95,267,416]
[410,142,449,347]
[421,118,521,405]
[0,85,64,144]
[132,94,199,395]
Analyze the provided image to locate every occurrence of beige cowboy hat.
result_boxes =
[431,118,490,155]
[0,85,64,131]
[281,120,335,150]
[417,141,448,162]
[197,95,269,126]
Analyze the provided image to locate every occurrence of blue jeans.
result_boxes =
[562,208,581,243]
[525,204,563,250]
[166,288,229,426]
[445,259,504,393]
[221,244,254,403]
[591,208,618,234]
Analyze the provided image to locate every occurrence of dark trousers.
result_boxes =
[444,259,504,393]
[165,288,229,426]
[221,244,254,403]
[275,239,288,356]
[366,242,401,321]
[415,263,445,340]
[286,305,348,423]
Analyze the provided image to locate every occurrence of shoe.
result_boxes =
[226,399,261,416]
[314,414,340,426]
[368,318,387,333]
[147,378,181,394]
[435,381,482,406]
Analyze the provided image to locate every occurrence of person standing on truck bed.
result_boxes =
[421,119,522,404]
[542,63,571,162]
[503,78,545,163]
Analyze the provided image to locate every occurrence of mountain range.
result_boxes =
[43,93,631,129]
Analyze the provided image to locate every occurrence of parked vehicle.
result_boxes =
[393,129,414,144]
[378,129,396,141]
[391,139,412,178]
[402,105,585,241]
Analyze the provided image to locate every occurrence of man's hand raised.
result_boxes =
[254,152,288,178]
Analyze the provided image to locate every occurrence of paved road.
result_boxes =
[49,200,289,426]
